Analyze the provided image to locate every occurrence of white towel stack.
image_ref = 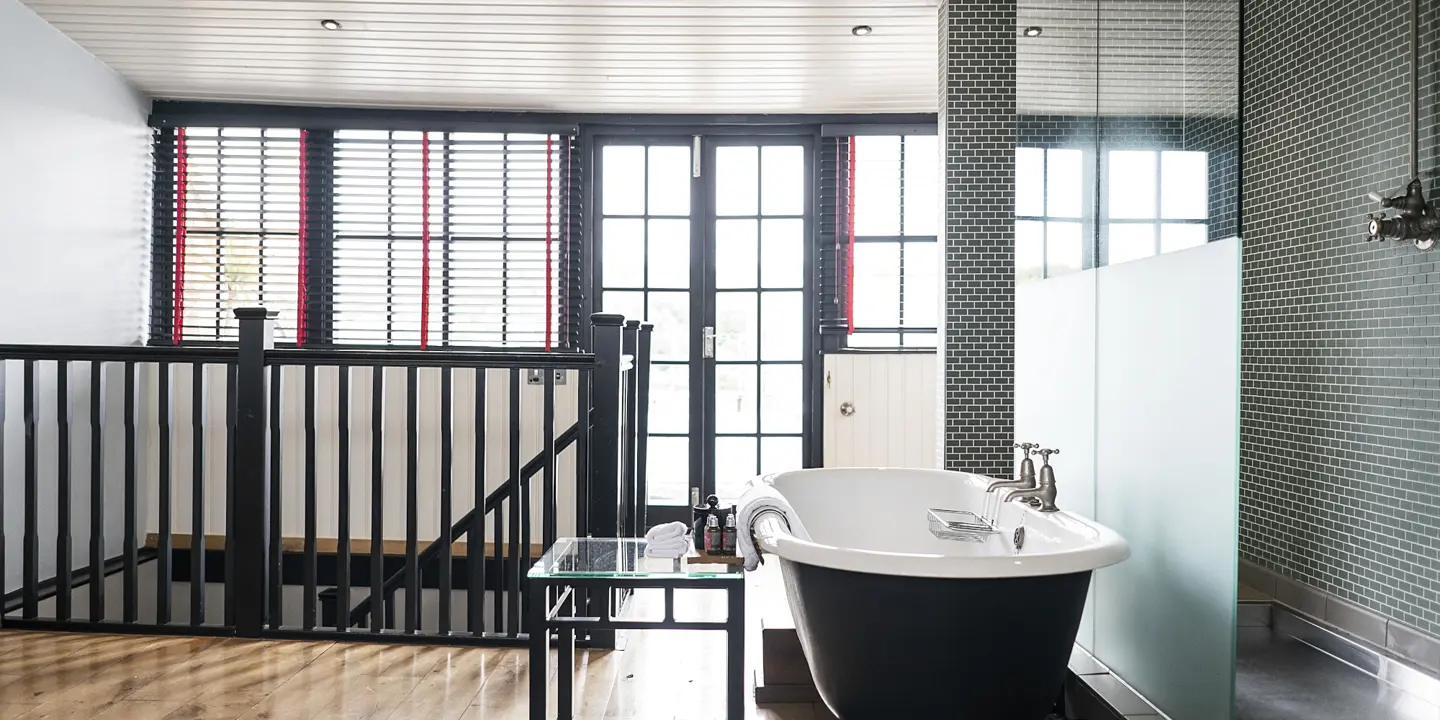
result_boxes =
[643,521,691,558]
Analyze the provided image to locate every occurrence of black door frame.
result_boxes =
[586,127,820,526]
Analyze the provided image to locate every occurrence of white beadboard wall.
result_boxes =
[139,365,580,546]
[822,353,938,468]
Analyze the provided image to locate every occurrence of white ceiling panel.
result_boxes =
[21,0,944,113]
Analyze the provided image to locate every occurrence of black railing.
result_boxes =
[0,311,651,646]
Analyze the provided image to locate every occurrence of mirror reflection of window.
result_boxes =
[1015,146,1087,283]
[1104,149,1208,266]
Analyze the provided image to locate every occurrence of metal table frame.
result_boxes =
[527,571,745,720]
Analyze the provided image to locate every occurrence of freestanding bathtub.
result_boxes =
[752,467,1129,720]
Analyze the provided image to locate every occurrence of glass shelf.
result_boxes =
[528,538,742,580]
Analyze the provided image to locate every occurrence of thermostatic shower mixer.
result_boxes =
[1367,180,1440,251]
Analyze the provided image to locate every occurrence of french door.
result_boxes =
[596,134,813,525]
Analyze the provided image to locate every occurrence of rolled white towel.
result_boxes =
[737,478,809,571]
[643,535,690,559]
[644,521,689,543]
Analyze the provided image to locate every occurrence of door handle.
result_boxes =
[702,326,716,358]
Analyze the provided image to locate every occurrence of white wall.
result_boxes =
[823,353,937,468]
[0,0,152,594]
[1017,238,1240,720]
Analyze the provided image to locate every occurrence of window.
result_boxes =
[843,134,939,349]
[1104,150,1208,265]
[158,127,303,343]
[152,126,580,349]
[1015,147,1087,283]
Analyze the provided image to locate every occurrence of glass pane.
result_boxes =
[761,365,802,433]
[715,146,759,217]
[903,135,939,236]
[852,243,900,328]
[1161,223,1209,253]
[647,219,690,289]
[760,219,803,289]
[648,364,689,434]
[602,291,644,324]
[902,333,937,348]
[847,333,901,348]
[761,292,803,361]
[1047,149,1084,219]
[648,291,690,361]
[761,146,804,216]
[902,241,938,328]
[1161,151,1208,220]
[1109,151,1158,219]
[1108,224,1157,265]
[715,292,758,360]
[602,145,645,216]
[760,437,803,477]
[1016,147,1045,217]
[715,437,758,502]
[716,365,757,434]
[715,219,758,289]
[855,136,901,236]
[1016,220,1045,283]
[1046,221,1084,277]
[647,146,691,216]
[647,437,689,506]
[602,219,644,288]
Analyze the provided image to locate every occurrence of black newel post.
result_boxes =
[588,314,625,541]
[634,322,653,534]
[233,307,277,637]
[620,320,640,539]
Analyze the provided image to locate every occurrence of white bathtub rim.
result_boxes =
[753,468,1131,580]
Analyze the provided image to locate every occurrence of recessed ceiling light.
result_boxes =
[319,19,343,31]
[1023,26,1043,37]
[851,25,873,37]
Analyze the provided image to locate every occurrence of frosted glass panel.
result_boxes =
[1093,238,1239,720]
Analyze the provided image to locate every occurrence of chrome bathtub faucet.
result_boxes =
[1005,448,1061,513]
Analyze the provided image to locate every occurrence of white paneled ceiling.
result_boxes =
[21,0,944,113]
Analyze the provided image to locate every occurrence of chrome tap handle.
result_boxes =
[1013,442,1038,457]
[1036,448,1059,464]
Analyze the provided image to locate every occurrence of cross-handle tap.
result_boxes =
[1005,448,1060,512]
[986,442,1039,493]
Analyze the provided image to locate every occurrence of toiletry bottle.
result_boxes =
[704,514,722,555]
[722,508,738,555]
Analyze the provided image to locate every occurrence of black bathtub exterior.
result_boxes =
[779,558,1092,720]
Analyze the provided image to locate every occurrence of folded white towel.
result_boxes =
[643,535,690,558]
[737,477,809,571]
[644,521,689,542]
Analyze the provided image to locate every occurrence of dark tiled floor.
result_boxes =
[1236,627,1440,720]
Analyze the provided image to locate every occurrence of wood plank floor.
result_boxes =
[0,569,831,719]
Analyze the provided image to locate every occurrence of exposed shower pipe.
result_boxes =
[1366,0,1439,250]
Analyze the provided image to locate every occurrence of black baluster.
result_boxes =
[224,363,236,628]
[542,372,556,549]
[22,359,37,619]
[303,364,317,630]
[336,367,351,630]
[507,368,521,636]
[470,369,487,636]
[370,365,384,632]
[56,361,72,622]
[157,361,172,625]
[232,308,277,638]
[493,493,503,635]
[635,323,654,533]
[191,363,206,626]
[576,370,590,538]
[587,314,626,649]
[438,366,453,635]
[89,361,104,622]
[268,364,282,628]
[123,361,137,623]
[404,366,419,634]
[622,321,639,538]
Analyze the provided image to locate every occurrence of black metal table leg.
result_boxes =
[528,580,548,720]
[557,589,575,717]
[727,578,746,720]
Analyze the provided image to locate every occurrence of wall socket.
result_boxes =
[526,369,567,385]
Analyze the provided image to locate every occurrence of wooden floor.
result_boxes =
[0,570,831,720]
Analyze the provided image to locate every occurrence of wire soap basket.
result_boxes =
[927,508,1001,543]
